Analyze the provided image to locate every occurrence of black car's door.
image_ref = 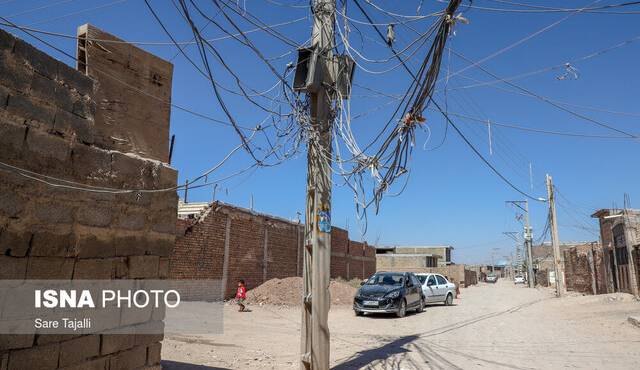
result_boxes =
[405,274,420,307]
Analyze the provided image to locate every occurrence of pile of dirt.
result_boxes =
[246,277,357,306]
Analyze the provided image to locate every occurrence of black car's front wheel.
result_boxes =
[396,299,406,318]
[416,297,424,313]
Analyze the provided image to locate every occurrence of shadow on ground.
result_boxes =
[161,360,231,370]
[332,334,419,370]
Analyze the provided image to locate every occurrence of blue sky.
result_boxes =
[2,0,638,264]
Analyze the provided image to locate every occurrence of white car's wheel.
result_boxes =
[444,293,453,306]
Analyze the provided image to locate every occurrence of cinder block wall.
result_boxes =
[0,26,176,370]
[171,203,376,298]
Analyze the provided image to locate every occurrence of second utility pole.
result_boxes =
[546,174,566,297]
[301,0,335,369]
[507,200,535,288]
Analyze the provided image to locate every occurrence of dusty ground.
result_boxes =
[162,280,640,369]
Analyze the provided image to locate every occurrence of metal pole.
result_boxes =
[546,174,566,297]
[301,1,335,368]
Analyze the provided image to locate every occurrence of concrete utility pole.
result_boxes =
[301,1,335,369]
[507,200,535,288]
[546,174,566,297]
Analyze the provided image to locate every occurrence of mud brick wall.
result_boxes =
[0,26,176,370]
[561,243,608,295]
[78,24,173,163]
[463,269,478,287]
[171,203,376,298]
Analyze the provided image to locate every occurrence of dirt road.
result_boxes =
[162,280,640,369]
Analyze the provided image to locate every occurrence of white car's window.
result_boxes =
[427,275,436,286]
[436,275,447,285]
[417,275,428,284]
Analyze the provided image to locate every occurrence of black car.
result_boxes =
[353,272,425,318]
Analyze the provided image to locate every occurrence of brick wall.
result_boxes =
[171,203,376,298]
[563,244,606,295]
[0,26,176,370]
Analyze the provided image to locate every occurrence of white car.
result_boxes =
[514,275,525,284]
[416,273,456,306]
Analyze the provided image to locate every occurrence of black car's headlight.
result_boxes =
[384,290,400,299]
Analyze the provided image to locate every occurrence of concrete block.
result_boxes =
[30,231,74,257]
[0,226,31,257]
[14,38,58,79]
[100,331,134,355]
[128,256,159,279]
[146,237,173,258]
[6,94,55,128]
[0,334,34,352]
[0,119,26,160]
[75,233,115,258]
[134,321,164,347]
[0,28,16,50]
[58,357,108,370]
[147,342,162,365]
[158,258,169,278]
[0,256,27,279]
[7,343,60,370]
[114,235,148,257]
[70,144,111,182]
[112,257,129,278]
[71,96,96,119]
[25,130,71,166]
[77,206,112,227]
[33,202,74,225]
[116,211,146,231]
[0,50,33,93]
[120,304,152,327]
[26,257,74,279]
[73,258,112,279]
[150,211,176,235]
[53,109,94,144]
[29,74,72,111]
[115,192,151,206]
[35,334,78,346]
[0,190,25,218]
[111,152,146,187]
[157,165,178,188]
[56,62,93,97]
[0,85,9,107]
[58,335,100,367]
[109,345,147,370]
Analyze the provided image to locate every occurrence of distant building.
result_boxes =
[376,245,454,268]
[532,242,597,287]
[592,209,640,295]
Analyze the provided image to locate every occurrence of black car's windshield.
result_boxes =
[366,273,404,286]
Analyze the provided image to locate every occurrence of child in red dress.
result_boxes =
[236,279,247,312]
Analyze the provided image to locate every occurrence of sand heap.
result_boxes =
[246,277,357,306]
